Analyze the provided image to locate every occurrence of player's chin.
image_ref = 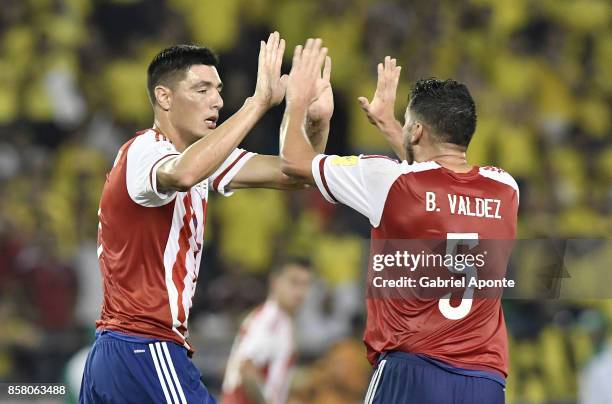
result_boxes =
[194,124,214,139]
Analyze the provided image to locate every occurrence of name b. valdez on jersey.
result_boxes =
[425,191,502,219]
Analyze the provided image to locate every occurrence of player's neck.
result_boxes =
[419,144,472,173]
[152,118,189,152]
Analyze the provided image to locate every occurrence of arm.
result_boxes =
[158,98,267,191]
[240,360,268,404]
[229,155,306,190]
[229,55,333,190]
[157,32,287,192]
[280,38,329,183]
[358,56,405,160]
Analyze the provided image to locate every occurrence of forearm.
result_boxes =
[229,155,308,190]
[161,98,266,189]
[379,120,405,160]
[280,102,317,180]
[305,117,329,153]
[280,111,329,155]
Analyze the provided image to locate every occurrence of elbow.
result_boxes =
[280,155,294,176]
[163,170,197,192]
[173,176,195,192]
[280,155,307,179]
[157,156,207,192]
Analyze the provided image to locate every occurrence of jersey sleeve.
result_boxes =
[126,133,180,207]
[207,148,256,197]
[311,154,404,227]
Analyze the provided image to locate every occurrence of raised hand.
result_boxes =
[307,56,333,124]
[286,38,328,108]
[253,32,287,109]
[358,56,402,132]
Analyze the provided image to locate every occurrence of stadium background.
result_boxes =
[0,0,610,402]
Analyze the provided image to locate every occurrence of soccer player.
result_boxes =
[79,32,333,403]
[220,258,312,404]
[280,39,518,404]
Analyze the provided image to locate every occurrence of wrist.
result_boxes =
[246,96,269,116]
[286,99,310,113]
[378,118,402,136]
[285,96,310,110]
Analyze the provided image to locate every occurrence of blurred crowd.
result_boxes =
[0,0,610,402]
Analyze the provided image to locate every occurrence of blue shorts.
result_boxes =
[364,352,505,404]
[79,331,216,404]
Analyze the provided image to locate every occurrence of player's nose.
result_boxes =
[211,90,223,110]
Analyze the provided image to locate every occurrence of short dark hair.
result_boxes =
[408,78,477,148]
[147,44,219,106]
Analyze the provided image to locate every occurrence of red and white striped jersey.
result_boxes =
[95,129,254,351]
[311,154,519,378]
[221,300,295,404]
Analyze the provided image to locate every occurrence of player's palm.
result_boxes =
[307,56,334,122]
[286,39,328,107]
[254,32,287,108]
[269,75,288,106]
[358,56,401,128]
[365,90,393,124]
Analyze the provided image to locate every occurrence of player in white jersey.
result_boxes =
[221,258,312,404]
[80,33,333,403]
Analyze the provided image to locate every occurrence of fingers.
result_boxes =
[275,38,285,73]
[292,45,303,69]
[374,56,401,101]
[266,32,276,65]
[322,56,331,81]
[358,96,377,125]
[287,37,329,105]
[315,47,328,74]
[384,56,401,98]
[258,40,265,69]
[300,38,326,75]
[383,55,401,81]
[260,32,285,72]
[280,74,289,89]
[375,62,386,96]
[291,38,326,73]
[357,96,371,111]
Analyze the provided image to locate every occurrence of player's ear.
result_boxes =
[411,122,424,144]
[154,85,172,111]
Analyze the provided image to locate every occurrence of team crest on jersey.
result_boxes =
[194,181,208,198]
[331,156,359,166]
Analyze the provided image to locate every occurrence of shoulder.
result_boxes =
[315,154,400,168]
[128,129,175,151]
[350,158,442,175]
[259,301,289,331]
[402,160,442,174]
[478,166,520,195]
[359,154,400,163]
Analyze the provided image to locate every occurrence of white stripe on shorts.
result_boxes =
[364,365,380,403]
[364,359,387,404]
[161,342,187,404]
[155,342,180,404]
[149,343,172,404]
